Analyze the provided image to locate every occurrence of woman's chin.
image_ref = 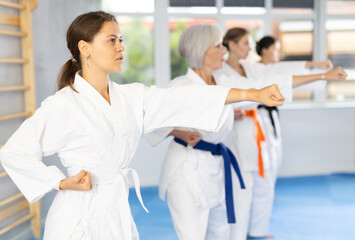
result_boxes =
[112,66,122,72]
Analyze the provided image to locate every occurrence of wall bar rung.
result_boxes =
[0,198,29,223]
[0,111,30,121]
[0,29,27,37]
[0,213,34,236]
[0,85,29,92]
[0,1,25,10]
[0,192,23,208]
[0,14,20,26]
[0,58,28,64]
[0,171,8,178]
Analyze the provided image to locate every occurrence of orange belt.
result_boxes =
[244,109,265,178]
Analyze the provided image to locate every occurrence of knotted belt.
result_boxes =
[173,137,245,224]
[244,108,266,178]
[68,167,148,239]
[257,105,279,137]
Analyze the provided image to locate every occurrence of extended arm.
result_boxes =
[292,66,347,87]
[225,84,285,106]
[305,60,333,70]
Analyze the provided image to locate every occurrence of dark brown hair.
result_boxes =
[256,36,277,56]
[57,11,117,91]
[222,28,249,51]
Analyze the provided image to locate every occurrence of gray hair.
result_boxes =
[178,24,221,69]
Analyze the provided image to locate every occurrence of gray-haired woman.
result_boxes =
[146,24,285,240]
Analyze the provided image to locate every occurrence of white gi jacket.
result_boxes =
[146,68,237,208]
[0,73,230,240]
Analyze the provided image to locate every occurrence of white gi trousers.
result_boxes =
[166,168,229,240]
[229,169,274,239]
[258,108,282,183]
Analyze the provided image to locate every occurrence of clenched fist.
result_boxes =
[59,170,92,191]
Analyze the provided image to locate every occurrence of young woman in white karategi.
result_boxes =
[0,12,286,240]
[214,28,347,240]
[255,35,333,184]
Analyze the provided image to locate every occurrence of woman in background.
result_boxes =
[215,27,346,240]
[145,24,288,240]
[256,35,332,185]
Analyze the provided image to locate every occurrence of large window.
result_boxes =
[102,0,154,13]
[169,18,216,79]
[272,0,314,14]
[326,19,355,99]
[103,0,355,102]
[102,0,155,85]
[327,0,355,14]
[272,20,314,61]
[110,16,155,85]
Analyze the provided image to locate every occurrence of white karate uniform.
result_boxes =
[146,68,244,240]
[248,61,326,183]
[244,61,307,183]
[0,72,231,240]
[243,61,327,238]
[214,62,293,239]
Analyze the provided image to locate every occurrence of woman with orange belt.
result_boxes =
[214,28,346,240]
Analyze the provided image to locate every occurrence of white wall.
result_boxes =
[278,107,355,177]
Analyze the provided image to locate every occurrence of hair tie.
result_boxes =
[69,56,77,62]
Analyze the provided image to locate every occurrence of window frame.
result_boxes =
[106,0,354,101]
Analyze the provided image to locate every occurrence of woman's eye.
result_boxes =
[110,38,116,44]
[119,38,123,43]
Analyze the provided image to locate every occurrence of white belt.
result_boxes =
[68,166,148,240]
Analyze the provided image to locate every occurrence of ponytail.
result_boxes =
[57,58,81,92]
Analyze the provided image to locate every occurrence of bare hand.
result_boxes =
[324,66,347,81]
[255,84,285,107]
[171,130,201,147]
[59,170,92,191]
[318,60,333,70]
[234,109,245,120]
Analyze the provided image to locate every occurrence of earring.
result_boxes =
[86,57,89,68]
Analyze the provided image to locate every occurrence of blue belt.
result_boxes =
[173,137,245,224]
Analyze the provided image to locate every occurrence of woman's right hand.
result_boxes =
[253,84,285,107]
[59,170,92,191]
[170,130,201,147]
[324,66,348,81]
[234,109,245,120]
[317,60,333,70]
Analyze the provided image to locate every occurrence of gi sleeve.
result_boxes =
[142,85,230,133]
[242,62,294,103]
[273,61,307,75]
[0,96,68,203]
[144,127,173,146]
